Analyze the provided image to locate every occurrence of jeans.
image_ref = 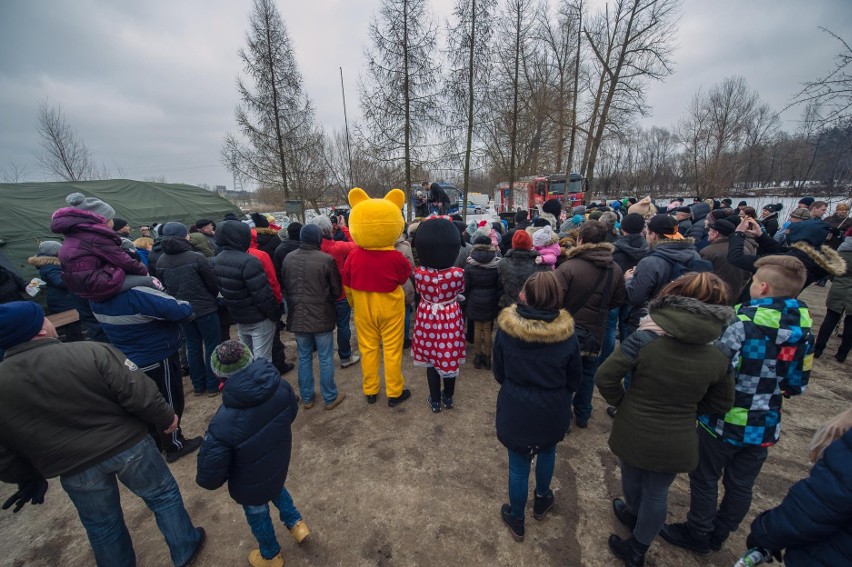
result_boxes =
[243,486,303,560]
[507,446,556,521]
[295,332,337,404]
[60,437,202,567]
[182,311,222,392]
[404,303,412,342]
[569,355,599,423]
[335,299,352,359]
[237,319,277,362]
[598,307,620,364]
[620,459,677,546]
[687,427,768,535]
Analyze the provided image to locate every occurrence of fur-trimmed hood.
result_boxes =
[27,255,61,268]
[563,241,615,267]
[497,304,575,343]
[254,227,278,237]
[469,243,499,267]
[648,295,734,345]
[790,241,847,277]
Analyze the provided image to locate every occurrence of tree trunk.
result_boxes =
[566,1,582,177]
[403,0,412,219]
[508,3,522,204]
[462,0,477,222]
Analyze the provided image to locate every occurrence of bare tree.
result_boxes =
[789,28,852,127]
[36,100,108,181]
[0,159,27,183]
[359,0,440,217]
[222,0,320,201]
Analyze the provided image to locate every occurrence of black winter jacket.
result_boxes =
[498,248,547,307]
[254,227,281,260]
[612,234,650,274]
[0,265,27,304]
[196,359,298,506]
[748,429,852,566]
[494,304,582,454]
[156,237,220,317]
[464,245,503,321]
[214,221,280,324]
[147,240,163,279]
[281,244,341,334]
[273,239,300,289]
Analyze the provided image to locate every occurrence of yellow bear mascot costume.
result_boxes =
[342,188,413,407]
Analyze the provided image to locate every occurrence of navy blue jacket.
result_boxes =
[493,304,582,454]
[196,359,298,506]
[749,429,852,566]
[28,255,77,313]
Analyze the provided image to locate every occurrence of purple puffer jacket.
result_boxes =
[50,207,148,301]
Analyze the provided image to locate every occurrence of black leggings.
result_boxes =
[427,367,456,401]
[815,309,851,353]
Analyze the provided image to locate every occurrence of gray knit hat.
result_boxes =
[38,240,62,256]
[65,192,115,220]
[210,340,254,379]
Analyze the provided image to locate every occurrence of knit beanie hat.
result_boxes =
[162,222,188,238]
[514,210,529,223]
[589,210,603,221]
[542,199,562,218]
[300,224,323,248]
[738,201,748,208]
[610,200,621,210]
[251,212,269,228]
[473,235,492,246]
[797,196,815,208]
[532,225,554,248]
[65,192,115,220]
[0,302,44,350]
[787,219,830,247]
[620,213,645,235]
[512,230,533,250]
[113,218,128,232]
[472,228,490,242]
[721,198,733,208]
[286,221,303,240]
[210,340,254,379]
[466,221,478,237]
[572,205,587,217]
[38,240,62,256]
[628,196,653,217]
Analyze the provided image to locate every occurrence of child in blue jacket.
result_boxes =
[196,340,308,567]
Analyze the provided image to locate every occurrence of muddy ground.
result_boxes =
[1,284,848,567]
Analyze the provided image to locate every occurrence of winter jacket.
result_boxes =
[50,207,148,301]
[273,238,300,289]
[394,237,416,306]
[91,286,193,366]
[321,233,358,302]
[281,244,342,334]
[701,296,813,447]
[196,359,298,506]
[748,429,852,567]
[534,242,562,266]
[494,304,582,454]
[454,241,473,269]
[214,221,281,325]
[826,241,852,313]
[685,202,711,242]
[253,227,281,260]
[0,265,27,304]
[464,244,502,321]
[699,236,756,305]
[248,247,282,304]
[0,339,174,482]
[27,255,77,313]
[189,232,215,257]
[823,213,850,250]
[498,248,547,307]
[761,211,780,237]
[554,242,627,342]
[596,295,735,473]
[611,234,649,275]
[147,239,163,278]
[155,236,220,317]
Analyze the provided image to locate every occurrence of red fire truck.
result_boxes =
[494,173,586,213]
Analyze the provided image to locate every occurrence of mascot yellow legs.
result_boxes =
[349,288,406,398]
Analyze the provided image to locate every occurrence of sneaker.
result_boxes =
[207,391,220,398]
[165,436,203,464]
[303,399,315,410]
[341,355,361,368]
[325,393,346,410]
[441,391,454,409]
[388,389,411,407]
[427,396,442,413]
[248,549,284,567]
[177,527,206,567]
[612,498,637,531]
[193,390,205,397]
[280,362,295,375]
[500,504,525,542]
[533,490,554,520]
[660,522,710,555]
[606,406,617,418]
[289,519,310,544]
[366,394,378,404]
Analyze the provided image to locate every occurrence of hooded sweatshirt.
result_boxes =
[612,234,649,273]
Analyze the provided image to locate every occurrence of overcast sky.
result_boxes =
[1,0,850,188]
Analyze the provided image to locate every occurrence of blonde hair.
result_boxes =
[657,272,730,305]
[133,237,154,250]
[754,255,806,297]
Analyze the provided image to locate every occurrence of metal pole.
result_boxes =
[340,67,355,188]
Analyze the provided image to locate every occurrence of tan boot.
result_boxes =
[248,549,284,567]
[289,520,310,544]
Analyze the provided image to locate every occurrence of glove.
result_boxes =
[745,533,782,563]
[2,477,48,513]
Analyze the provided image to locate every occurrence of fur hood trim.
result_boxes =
[254,227,279,236]
[27,255,61,267]
[649,294,734,323]
[650,237,696,249]
[564,241,614,260]
[472,243,497,253]
[790,241,847,276]
[497,304,575,343]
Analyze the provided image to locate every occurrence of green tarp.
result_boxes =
[0,179,242,280]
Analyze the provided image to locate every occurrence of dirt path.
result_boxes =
[1,284,848,566]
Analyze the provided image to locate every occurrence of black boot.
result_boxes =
[501,504,525,542]
[837,345,850,363]
[533,490,554,520]
[608,534,648,567]
[612,498,637,531]
[483,353,491,370]
[660,522,710,555]
[709,527,729,551]
[473,354,483,369]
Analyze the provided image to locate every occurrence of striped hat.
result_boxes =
[210,340,254,379]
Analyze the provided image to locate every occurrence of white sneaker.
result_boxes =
[340,355,361,368]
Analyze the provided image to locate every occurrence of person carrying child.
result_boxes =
[661,255,813,556]
[196,340,309,567]
[532,225,560,268]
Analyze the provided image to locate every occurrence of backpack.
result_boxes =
[649,250,713,286]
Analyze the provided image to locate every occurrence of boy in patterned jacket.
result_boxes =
[661,255,813,555]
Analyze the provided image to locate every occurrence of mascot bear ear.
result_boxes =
[384,188,406,209]
[349,187,370,208]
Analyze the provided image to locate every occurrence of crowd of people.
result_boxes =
[0,188,849,567]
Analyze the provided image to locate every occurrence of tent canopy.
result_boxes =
[0,179,242,279]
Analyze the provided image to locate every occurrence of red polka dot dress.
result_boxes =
[412,266,466,378]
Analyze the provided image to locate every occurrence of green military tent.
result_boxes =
[0,179,243,279]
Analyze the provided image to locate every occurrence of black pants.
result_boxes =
[815,309,851,355]
[140,353,186,453]
[427,367,455,401]
[686,426,768,535]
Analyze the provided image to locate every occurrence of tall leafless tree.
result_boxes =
[36,101,108,181]
[0,159,27,184]
[789,28,852,127]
